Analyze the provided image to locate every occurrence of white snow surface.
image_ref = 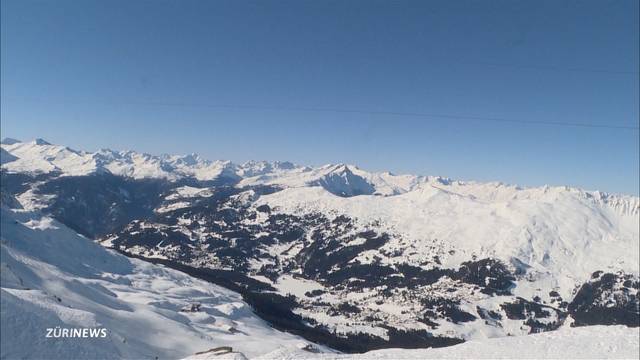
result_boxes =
[252,326,639,360]
[0,206,316,360]
[257,183,639,301]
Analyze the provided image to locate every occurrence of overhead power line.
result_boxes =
[4,96,639,130]
[119,100,640,130]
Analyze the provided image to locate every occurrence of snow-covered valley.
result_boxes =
[0,205,320,359]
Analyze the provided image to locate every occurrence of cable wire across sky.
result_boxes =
[132,102,639,130]
[98,100,640,131]
[4,96,639,131]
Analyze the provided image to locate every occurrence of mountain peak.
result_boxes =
[1,137,21,145]
[32,138,52,146]
[311,164,375,197]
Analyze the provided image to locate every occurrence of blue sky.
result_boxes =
[1,0,638,194]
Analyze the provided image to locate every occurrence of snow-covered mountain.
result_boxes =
[3,137,639,205]
[0,138,238,181]
[0,138,433,196]
[0,201,323,359]
[1,138,639,355]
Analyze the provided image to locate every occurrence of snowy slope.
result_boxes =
[257,183,639,301]
[0,205,319,360]
[252,326,639,360]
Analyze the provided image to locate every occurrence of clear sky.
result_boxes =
[1,0,639,195]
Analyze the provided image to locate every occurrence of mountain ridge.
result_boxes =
[2,138,638,209]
